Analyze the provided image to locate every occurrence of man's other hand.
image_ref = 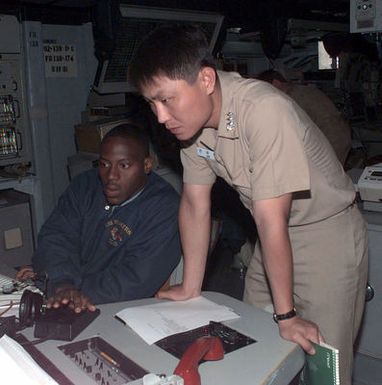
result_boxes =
[16,266,36,281]
[46,286,96,313]
[156,284,200,301]
[278,315,324,355]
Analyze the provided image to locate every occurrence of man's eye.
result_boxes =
[120,163,130,169]
[161,98,170,104]
[99,161,109,168]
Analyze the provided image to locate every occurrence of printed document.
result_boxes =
[115,296,240,345]
[0,334,58,385]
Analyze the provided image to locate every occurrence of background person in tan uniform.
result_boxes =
[128,25,368,385]
[257,69,352,166]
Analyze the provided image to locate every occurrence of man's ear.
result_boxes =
[199,67,216,95]
[144,156,153,174]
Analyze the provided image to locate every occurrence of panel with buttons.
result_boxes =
[0,53,31,165]
[351,0,382,33]
[355,0,376,21]
[358,164,382,203]
[0,14,32,167]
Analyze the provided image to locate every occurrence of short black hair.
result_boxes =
[101,123,150,157]
[256,69,287,84]
[128,24,216,90]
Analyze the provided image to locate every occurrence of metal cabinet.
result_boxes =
[353,209,382,385]
[0,189,34,268]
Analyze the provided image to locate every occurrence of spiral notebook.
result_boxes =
[303,342,340,385]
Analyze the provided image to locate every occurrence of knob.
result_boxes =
[365,283,374,302]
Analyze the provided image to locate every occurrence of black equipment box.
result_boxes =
[34,308,100,341]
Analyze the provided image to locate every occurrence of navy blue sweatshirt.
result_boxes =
[33,169,181,304]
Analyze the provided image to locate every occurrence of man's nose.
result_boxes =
[156,104,171,125]
[107,165,119,180]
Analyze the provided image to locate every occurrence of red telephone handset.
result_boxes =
[174,336,224,385]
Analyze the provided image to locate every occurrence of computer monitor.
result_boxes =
[93,5,224,94]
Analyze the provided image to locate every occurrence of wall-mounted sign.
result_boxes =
[43,41,77,77]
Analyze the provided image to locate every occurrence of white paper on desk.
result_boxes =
[0,334,59,385]
[115,296,240,345]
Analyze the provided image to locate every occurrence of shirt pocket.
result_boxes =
[230,168,252,208]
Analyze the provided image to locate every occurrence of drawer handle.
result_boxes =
[365,283,374,302]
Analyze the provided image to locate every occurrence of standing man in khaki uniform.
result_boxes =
[128,25,368,385]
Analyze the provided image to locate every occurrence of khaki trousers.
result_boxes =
[243,204,368,385]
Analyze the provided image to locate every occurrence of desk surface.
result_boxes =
[21,292,304,385]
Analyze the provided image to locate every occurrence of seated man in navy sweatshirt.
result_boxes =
[17,123,181,312]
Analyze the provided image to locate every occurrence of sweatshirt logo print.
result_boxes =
[106,219,132,247]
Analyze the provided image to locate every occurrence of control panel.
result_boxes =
[350,0,382,33]
[358,163,382,203]
[58,336,148,384]
[0,15,31,167]
[0,53,31,166]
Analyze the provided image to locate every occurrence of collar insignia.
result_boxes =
[226,111,236,132]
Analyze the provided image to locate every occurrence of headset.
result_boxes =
[18,272,49,329]
[0,274,47,337]
[18,289,45,328]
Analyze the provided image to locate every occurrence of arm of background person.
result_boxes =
[15,266,35,281]
[79,192,182,304]
[157,182,213,300]
[292,85,351,165]
[253,194,322,354]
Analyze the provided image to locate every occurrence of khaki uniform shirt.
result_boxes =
[181,71,355,226]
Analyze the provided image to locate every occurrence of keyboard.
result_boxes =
[0,272,41,316]
[0,273,15,290]
[0,273,22,316]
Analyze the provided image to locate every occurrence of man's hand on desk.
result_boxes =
[156,284,201,301]
[47,286,96,313]
[278,315,324,355]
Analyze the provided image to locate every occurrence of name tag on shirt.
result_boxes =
[197,147,215,160]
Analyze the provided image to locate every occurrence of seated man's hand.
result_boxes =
[156,284,200,301]
[16,266,36,282]
[47,285,96,313]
